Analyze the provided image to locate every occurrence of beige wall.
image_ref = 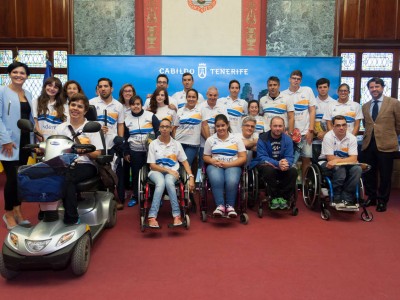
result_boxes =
[162,0,242,55]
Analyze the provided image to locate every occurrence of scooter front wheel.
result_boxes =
[0,252,19,280]
[71,233,91,276]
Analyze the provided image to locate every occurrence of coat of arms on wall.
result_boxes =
[187,0,217,13]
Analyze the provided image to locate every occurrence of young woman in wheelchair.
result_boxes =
[203,114,247,217]
[319,115,362,208]
[146,118,195,228]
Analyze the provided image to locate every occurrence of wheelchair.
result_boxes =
[248,167,299,218]
[138,164,191,231]
[199,165,249,224]
[302,161,373,221]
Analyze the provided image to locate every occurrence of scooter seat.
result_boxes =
[76,175,101,192]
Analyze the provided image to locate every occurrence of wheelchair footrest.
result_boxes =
[335,206,360,212]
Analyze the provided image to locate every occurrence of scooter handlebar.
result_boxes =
[72,144,96,154]
[23,144,40,150]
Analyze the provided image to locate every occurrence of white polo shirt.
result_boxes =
[259,93,294,131]
[199,101,227,147]
[204,132,246,163]
[171,90,205,109]
[282,86,316,135]
[32,98,69,139]
[323,100,363,133]
[143,95,178,110]
[55,120,103,165]
[217,96,248,133]
[320,130,358,160]
[90,97,125,150]
[147,137,187,174]
[313,96,335,145]
[174,105,202,146]
[155,105,178,124]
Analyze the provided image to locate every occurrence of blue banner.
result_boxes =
[68,55,342,101]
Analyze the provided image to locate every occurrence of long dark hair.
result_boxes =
[149,87,169,114]
[37,77,66,122]
[214,114,232,133]
[62,80,84,104]
[118,83,136,105]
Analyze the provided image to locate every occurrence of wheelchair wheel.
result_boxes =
[184,214,190,229]
[240,212,249,225]
[248,168,259,208]
[292,207,299,216]
[200,210,207,222]
[302,164,321,209]
[361,210,373,222]
[240,169,248,212]
[257,207,263,218]
[320,208,331,220]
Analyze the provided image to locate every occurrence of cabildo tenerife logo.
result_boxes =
[159,63,249,80]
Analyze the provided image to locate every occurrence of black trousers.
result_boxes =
[257,165,298,199]
[129,150,147,200]
[63,163,97,223]
[361,136,395,203]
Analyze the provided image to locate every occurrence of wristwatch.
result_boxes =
[188,174,194,178]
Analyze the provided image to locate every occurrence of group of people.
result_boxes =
[1,61,399,230]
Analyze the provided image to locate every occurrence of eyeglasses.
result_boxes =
[243,124,255,128]
[290,77,302,81]
[157,81,168,84]
[334,123,347,128]
[160,125,171,129]
[338,90,349,93]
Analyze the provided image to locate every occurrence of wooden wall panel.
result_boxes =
[338,0,400,46]
[364,0,398,39]
[0,0,72,49]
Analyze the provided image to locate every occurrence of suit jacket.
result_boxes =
[362,96,400,152]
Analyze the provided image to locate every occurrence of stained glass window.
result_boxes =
[0,50,13,67]
[54,51,67,68]
[341,53,356,71]
[361,53,393,71]
[340,77,355,101]
[54,74,68,85]
[18,50,48,68]
[360,77,392,105]
[0,74,11,86]
[23,74,45,100]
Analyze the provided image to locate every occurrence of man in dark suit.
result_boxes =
[361,77,400,212]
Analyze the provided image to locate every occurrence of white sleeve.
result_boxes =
[348,136,359,156]
[321,134,334,155]
[355,103,364,120]
[143,98,151,110]
[236,136,246,153]
[203,137,213,155]
[147,142,156,163]
[323,104,333,121]
[32,97,38,118]
[117,104,125,123]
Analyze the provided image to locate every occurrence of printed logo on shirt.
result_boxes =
[294,99,309,112]
[263,103,287,114]
[180,113,202,125]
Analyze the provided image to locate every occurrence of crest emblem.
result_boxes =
[187,0,217,13]
[198,63,207,79]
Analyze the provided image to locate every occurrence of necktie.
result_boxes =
[372,100,379,121]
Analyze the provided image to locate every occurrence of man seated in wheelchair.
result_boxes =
[146,118,195,228]
[250,116,297,210]
[203,114,247,217]
[319,115,362,208]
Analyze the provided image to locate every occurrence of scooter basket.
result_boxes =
[17,154,78,203]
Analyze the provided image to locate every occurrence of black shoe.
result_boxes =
[365,198,377,207]
[376,202,387,212]
[38,210,44,221]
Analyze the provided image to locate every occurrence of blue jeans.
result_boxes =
[321,163,362,202]
[206,165,241,207]
[181,143,199,166]
[148,171,180,218]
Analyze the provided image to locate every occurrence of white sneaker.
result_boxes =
[213,205,225,216]
[225,205,237,218]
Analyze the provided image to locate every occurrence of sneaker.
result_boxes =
[335,201,346,208]
[279,198,288,209]
[213,205,225,216]
[128,198,137,207]
[344,201,356,208]
[320,188,329,197]
[225,205,237,218]
[270,198,280,210]
[173,216,182,226]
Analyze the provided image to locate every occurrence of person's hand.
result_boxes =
[1,142,16,158]
[213,159,224,168]
[168,169,180,180]
[279,159,289,171]
[35,132,44,142]
[326,160,337,169]
[101,125,109,134]
[306,131,313,145]
[317,132,325,141]
[124,154,131,163]
[189,177,195,192]
[168,104,177,111]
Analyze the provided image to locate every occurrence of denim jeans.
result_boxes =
[321,163,362,202]
[181,143,199,167]
[206,165,241,207]
[148,171,180,218]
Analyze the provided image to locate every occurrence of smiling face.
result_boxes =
[215,119,229,138]
[156,90,166,106]
[186,90,198,109]
[9,66,28,86]
[122,86,134,102]
[69,99,87,122]
[242,121,256,138]
[248,102,259,117]
[337,85,350,103]
[206,88,218,106]
[45,81,60,99]
[368,82,384,100]
[66,83,79,99]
